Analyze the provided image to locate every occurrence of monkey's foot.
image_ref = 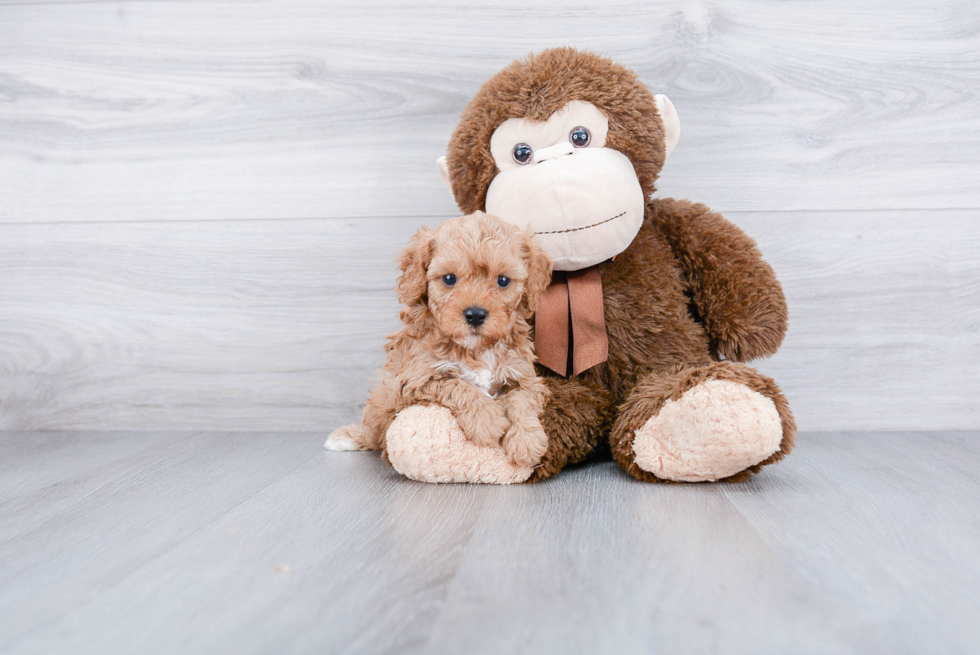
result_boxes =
[385,405,533,484]
[632,379,783,482]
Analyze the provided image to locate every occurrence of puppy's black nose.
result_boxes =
[463,306,488,327]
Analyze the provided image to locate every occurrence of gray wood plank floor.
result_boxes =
[1,430,978,654]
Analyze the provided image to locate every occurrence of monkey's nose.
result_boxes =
[533,141,575,163]
[463,307,488,327]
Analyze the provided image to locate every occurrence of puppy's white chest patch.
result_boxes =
[460,366,494,395]
[434,349,510,397]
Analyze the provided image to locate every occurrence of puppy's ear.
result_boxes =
[520,229,553,314]
[396,226,435,306]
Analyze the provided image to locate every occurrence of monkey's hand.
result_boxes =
[651,197,788,361]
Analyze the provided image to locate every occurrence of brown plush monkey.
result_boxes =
[384,47,795,484]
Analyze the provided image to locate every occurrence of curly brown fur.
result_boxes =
[526,376,613,482]
[444,48,795,483]
[331,212,554,468]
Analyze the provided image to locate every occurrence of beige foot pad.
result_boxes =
[386,405,533,484]
[632,380,782,482]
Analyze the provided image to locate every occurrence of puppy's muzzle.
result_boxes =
[463,306,488,327]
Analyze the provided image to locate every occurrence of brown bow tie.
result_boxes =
[534,266,608,377]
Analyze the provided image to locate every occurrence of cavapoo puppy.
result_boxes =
[325,211,553,467]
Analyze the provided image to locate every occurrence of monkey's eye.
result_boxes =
[497,275,511,288]
[512,143,533,165]
[570,126,591,148]
[442,274,457,286]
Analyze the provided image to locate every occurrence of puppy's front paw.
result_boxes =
[456,405,510,447]
[502,419,548,468]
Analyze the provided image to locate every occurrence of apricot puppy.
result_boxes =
[326,211,553,468]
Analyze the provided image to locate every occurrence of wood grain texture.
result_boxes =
[1,1,978,432]
[1,211,977,432]
[2,0,979,223]
[0,430,977,653]
[748,210,980,430]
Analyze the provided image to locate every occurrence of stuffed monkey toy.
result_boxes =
[383,47,795,484]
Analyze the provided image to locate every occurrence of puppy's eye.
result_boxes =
[570,126,591,148]
[442,274,457,286]
[497,275,511,288]
[513,143,533,165]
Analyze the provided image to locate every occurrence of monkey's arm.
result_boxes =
[648,197,788,362]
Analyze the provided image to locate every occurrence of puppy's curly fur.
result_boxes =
[326,212,553,468]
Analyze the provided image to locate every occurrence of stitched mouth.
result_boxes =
[534,211,626,236]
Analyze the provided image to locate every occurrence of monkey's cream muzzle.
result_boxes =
[485,146,645,270]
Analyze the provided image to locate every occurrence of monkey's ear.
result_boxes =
[655,94,681,159]
[520,230,554,314]
[436,156,454,195]
[396,227,435,306]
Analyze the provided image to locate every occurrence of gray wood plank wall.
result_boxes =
[1,1,978,431]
